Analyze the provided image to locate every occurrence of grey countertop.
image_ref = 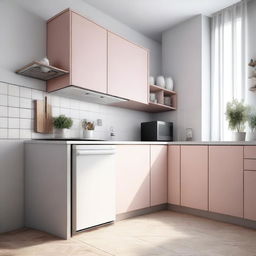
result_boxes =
[25,140,256,146]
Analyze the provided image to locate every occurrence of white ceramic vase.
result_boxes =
[247,131,256,141]
[165,77,174,91]
[83,130,94,139]
[156,76,165,88]
[55,128,70,139]
[149,76,155,85]
[233,132,246,141]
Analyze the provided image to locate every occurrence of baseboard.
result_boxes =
[116,204,168,221]
[168,204,256,230]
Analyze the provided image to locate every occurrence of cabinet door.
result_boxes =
[209,146,243,218]
[244,171,256,221]
[108,32,148,104]
[150,145,167,206]
[168,145,181,205]
[181,146,208,211]
[116,145,150,214]
[71,12,107,93]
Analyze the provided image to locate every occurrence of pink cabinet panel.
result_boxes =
[180,146,208,211]
[209,146,243,218]
[244,146,256,159]
[47,10,71,91]
[168,145,181,205]
[244,159,256,170]
[116,145,150,214]
[71,12,107,93]
[150,145,168,206]
[108,32,148,104]
[244,171,256,221]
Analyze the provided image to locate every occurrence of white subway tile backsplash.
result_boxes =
[0,106,8,117]
[0,82,151,140]
[60,97,70,108]
[8,118,20,128]
[0,128,8,138]
[51,96,60,107]
[20,129,32,139]
[8,85,20,97]
[52,107,60,117]
[8,129,20,139]
[0,118,8,128]
[0,95,8,106]
[0,82,8,95]
[20,98,33,109]
[20,87,32,98]
[20,119,32,129]
[8,107,19,118]
[32,89,44,100]
[8,96,20,107]
[20,109,32,119]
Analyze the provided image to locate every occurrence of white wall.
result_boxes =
[159,15,211,141]
[0,0,161,233]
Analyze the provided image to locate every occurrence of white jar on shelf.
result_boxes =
[156,76,165,88]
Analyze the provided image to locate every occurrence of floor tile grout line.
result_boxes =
[74,238,115,256]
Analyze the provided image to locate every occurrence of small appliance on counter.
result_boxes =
[141,121,173,141]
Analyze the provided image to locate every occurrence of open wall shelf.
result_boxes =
[149,84,177,111]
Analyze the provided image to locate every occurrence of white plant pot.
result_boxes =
[233,132,246,141]
[247,131,256,141]
[83,130,94,139]
[54,128,70,139]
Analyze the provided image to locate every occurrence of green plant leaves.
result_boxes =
[53,115,73,129]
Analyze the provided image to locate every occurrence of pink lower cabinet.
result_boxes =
[168,145,181,205]
[180,146,208,211]
[244,171,256,221]
[116,145,150,214]
[150,145,168,206]
[209,146,243,218]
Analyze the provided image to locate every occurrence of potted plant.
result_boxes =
[247,112,256,141]
[226,99,248,141]
[53,115,73,139]
[82,120,95,139]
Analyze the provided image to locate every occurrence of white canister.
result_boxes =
[83,130,94,139]
[156,76,165,88]
[164,96,171,106]
[149,76,155,85]
[165,77,174,91]
[150,93,156,102]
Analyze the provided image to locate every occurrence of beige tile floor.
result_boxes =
[0,211,256,256]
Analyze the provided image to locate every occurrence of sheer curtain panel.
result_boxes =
[211,1,248,141]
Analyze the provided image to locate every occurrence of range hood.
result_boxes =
[50,85,128,105]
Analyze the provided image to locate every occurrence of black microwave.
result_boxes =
[141,121,173,141]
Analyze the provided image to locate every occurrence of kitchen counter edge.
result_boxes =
[24,140,256,145]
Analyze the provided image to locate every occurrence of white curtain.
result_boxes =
[211,0,248,141]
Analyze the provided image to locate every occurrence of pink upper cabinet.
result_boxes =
[116,145,150,214]
[180,146,208,211]
[108,32,148,104]
[244,171,256,221]
[168,145,181,205]
[209,146,243,218]
[71,12,107,93]
[150,145,168,206]
[47,10,107,93]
